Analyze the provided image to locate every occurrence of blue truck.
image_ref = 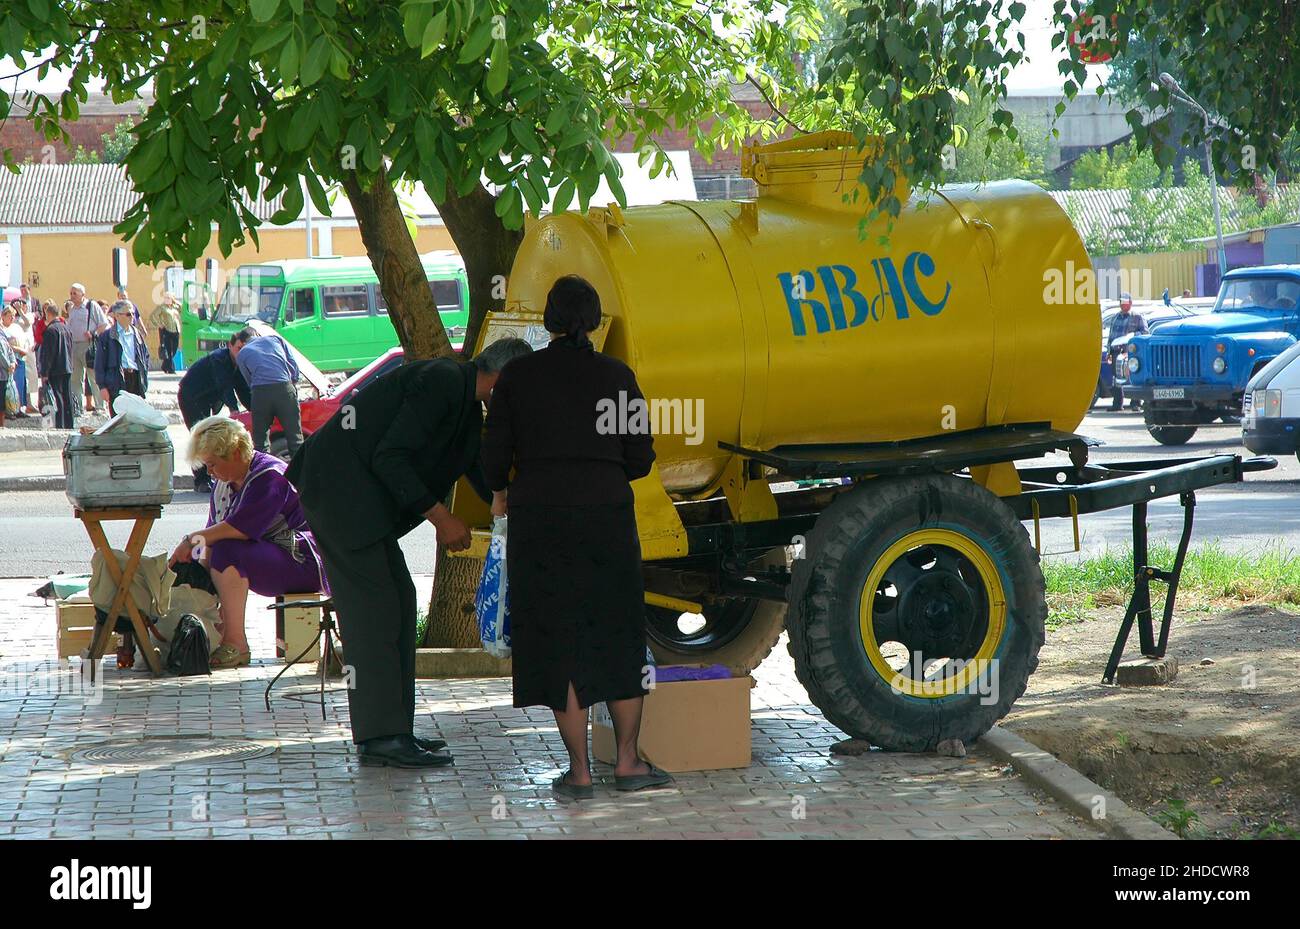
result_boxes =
[1123,266,1300,444]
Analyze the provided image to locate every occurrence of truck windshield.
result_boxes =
[1214,276,1300,313]
[213,272,286,325]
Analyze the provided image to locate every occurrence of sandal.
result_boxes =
[551,770,594,801]
[209,643,251,669]
[615,763,674,792]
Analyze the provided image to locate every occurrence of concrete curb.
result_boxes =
[0,474,196,493]
[979,725,1177,840]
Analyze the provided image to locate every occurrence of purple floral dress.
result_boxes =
[205,451,328,595]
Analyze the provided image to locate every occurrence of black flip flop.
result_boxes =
[614,764,674,792]
[552,770,594,800]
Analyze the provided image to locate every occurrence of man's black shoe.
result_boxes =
[357,735,454,768]
[414,737,447,753]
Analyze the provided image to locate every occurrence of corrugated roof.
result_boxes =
[1048,186,1297,252]
[0,153,697,228]
[0,163,288,226]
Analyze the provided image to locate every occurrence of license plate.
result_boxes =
[1153,388,1185,400]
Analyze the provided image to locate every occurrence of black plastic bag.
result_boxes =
[166,614,211,676]
[170,560,218,595]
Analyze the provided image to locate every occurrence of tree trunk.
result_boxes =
[422,547,484,648]
[341,165,455,360]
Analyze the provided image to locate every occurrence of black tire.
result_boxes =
[786,475,1045,752]
[1144,411,1197,446]
[647,551,787,675]
[1219,413,1242,425]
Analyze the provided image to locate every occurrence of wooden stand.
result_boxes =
[75,506,164,676]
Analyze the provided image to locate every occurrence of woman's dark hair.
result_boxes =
[543,275,601,345]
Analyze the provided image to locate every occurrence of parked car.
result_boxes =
[1123,266,1300,443]
[1095,297,1211,407]
[232,345,405,456]
[1242,339,1300,461]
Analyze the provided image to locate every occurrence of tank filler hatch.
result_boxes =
[741,131,910,211]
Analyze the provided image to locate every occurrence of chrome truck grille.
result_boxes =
[1150,343,1200,379]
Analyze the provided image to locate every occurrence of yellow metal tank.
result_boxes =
[503,132,1098,500]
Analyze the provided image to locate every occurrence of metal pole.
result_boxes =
[304,181,314,258]
[1204,113,1227,276]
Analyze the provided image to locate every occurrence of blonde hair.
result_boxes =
[188,415,253,466]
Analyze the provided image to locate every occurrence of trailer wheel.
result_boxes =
[1144,411,1197,445]
[646,552,787,675]
[787,475,1045,752]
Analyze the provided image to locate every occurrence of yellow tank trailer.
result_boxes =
[463,132,1271,751]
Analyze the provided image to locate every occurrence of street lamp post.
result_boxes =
[1159,73,1227,279]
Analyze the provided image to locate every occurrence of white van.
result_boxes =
[1242,340,1300,460]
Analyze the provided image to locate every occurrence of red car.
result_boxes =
[234,346,406,456]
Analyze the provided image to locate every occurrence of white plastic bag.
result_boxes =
[475,516,511,658]
[111,391,169,430]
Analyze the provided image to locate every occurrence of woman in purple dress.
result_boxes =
[171,416,327,669]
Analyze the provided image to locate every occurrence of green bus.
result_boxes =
[181,251,469,372]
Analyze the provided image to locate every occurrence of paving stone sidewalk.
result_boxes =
[0,580,1097,840]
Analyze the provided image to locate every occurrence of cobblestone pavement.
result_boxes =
[0,580,1097,839]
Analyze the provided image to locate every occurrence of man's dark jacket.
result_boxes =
[178,346,252,413]
[37,318,72,378]
[286,358,489,551]
[93,325,151,396]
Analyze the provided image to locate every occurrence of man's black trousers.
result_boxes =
[307,520,418,745]
[48,374,73,429]
[179,388,221,485]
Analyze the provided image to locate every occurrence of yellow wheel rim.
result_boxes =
[858,528,1007,698]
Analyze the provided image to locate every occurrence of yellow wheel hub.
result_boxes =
[858,528,1007,698]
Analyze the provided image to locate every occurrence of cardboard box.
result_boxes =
[275,592,323,664]
[591,671,753,773]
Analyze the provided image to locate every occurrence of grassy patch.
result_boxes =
[1042,542,1300,628]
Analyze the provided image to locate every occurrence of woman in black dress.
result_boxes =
[481,276,673,799]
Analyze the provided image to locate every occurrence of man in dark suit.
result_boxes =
[286,336,532,768]
[37,302,74,429]
[178,330,254,491]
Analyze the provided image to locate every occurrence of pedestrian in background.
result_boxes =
[38,301,74,429]
[1108,292,1148,411]
[150,291,182,374]
[234,329,303,459]
[178,329,253,492]
[94,300,151,413]
[32,299,50,368]
[18,283,39,318]
[2,303,33,416]
[0,323,16,427]
[67,283,109,417]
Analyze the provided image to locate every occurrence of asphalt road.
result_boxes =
[0,408,1294,579]
[0,488,440,580]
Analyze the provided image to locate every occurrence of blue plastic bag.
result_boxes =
[475,516,511,658]
[172,349,185,371]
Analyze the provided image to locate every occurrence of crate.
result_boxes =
[56,599,122,661]
[275,592,323,664]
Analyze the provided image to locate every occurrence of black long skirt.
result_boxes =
[507,502,649,711]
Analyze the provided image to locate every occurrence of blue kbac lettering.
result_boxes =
[817,265,872,328]
[903,251,950,316]
[872,256,911,320]
[778,270,831,336]
[778,252,950,335]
